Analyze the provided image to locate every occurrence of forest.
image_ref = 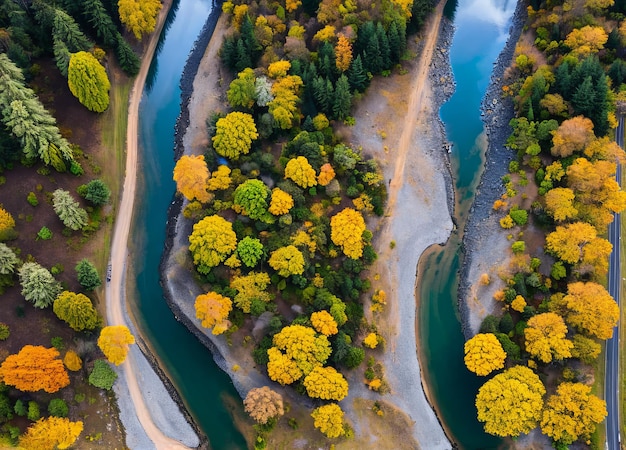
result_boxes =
[463,0,626,448]
[0,0,161,447]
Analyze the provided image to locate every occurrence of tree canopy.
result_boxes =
[68,51,111,112]
[0,345,70,393]
[189,215,238,274]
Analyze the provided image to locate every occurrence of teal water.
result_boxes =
[419,0,516,449]
[131,1,247,448]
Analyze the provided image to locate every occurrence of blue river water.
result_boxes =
[131,0,247,448]
[419,0,516,449]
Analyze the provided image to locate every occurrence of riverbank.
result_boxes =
[161,2,455,449]
[458,0,528,338]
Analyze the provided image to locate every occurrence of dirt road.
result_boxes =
[105,3,191,449]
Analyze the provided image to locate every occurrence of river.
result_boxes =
[129,0,517,448]
[130,0,247,448]
[419,0,517,449]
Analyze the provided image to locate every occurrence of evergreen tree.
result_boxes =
[235,38,252,72]
[318,41,337,80]
[333,75,352,120]
[388,20,402,64]
[53,9,92,53]
[376,22,391,70]
[313,76,333,113]
[553,61,572,98]
[81,0,118,46]
[571,76,596,118]
[365,29,382,74]
[114,32,140,76]
[348,55,369,92]
[609,59,626,87]
[53,38,71,77]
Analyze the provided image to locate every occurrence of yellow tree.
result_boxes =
[311,403,345,438]
[268,60,291,78]
[97,325,135,365]
[330,208,366,259]
[53,291,99,331]
[270,324,331,380]
[118,0,162,40]
[243,386,284,424]
[544,187,578,222]
[268,187,294,215]
[551,282,619,339]
[571,334,601,364]
[0,206,15,236]
[524,313,573,363]
[545,222,612,275]
[230,272,272,313]
[268,75,302,129]
[63,350,82,371]
[207,165,232,191]
[0,345,69,393]
[284,156,317,188]
[335,34,353,72]
[475,365,545,437]
[310,310,338,336]
[303,366,349,401]
[564,25,608,57]
[67,51,110,112]
[268,245,305,277]
[19,417,83,450]
[195,292,232,335]
[551,116,595,158]
[267,347,303,385]
[583,136,625,161]
[464,333,506,376]
[188,215,237,274]
[285,0,301,12]
[540,382,607,445]
[173,155,211,203]
[212,112,258,160]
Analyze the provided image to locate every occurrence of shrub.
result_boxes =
[499,215,514,229]
[89,360,118,390]
[36,227,53,240]
[47,398,69,417]
[27,401,40,421]
[509,208,528,226]
[75,259,101,291]
[0,323,9,340]
[511,241,525,254]
[27,192,38,206]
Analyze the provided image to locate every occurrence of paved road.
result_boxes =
[606,115,623,450]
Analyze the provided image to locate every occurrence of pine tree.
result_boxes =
[114,32,140,76]
[52,9,92,53]
[376,22,391,71]
[81,0,118,46]
[333,75,352,120]
[388,20,402,64]
[348,55,369,92]
[53,38,71,77]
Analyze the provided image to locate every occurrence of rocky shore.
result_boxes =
[458,0,528,338]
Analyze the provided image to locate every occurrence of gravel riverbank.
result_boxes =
[458,0,528,338]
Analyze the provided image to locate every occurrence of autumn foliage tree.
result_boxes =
[544,187,577,222]
[0,345,70,393]
[311,310,338,336]
[475,365,545,437]
[311,403,345,438]
[551,282,619,340]
[68,51,110,112]
[540,382,606,445]
[19,416,83,450]
[284,156,317,188]
[63,350,82,372]
[268,187,294,215]
[233,179,271,221]
[230,272,272,313]
[194,291,232,335]
[0,207,15,239]
[267,325,331,384]
[330,208,366,259]
[463,333,506,376]
[545,221,611,275]
[97,325,135,365]
[173,155,211,203]
[335,34,353,72]
[189,215,237,274]
[118,0,162,40]
[53,291,99,331]
[243,386,284,424]
[268,245,305,277]
[303,365,349,400]
[212,111,258,160]
[524,313,573,363]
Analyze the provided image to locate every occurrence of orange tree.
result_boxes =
[0,345,69,393]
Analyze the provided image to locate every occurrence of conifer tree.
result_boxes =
[52,9,92,53]
[333,74,352,120]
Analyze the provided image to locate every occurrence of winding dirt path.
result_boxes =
[386,0,447,213]
[105,3,191,449]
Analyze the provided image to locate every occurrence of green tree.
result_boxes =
[227,68,256,109]
[80,0,118,46]
[47,398,69,418]
[233,179,271,221]
[268,245,305,277]
[52,9,92,53]
[79,179,111,205]
[19,262,62,308]
[114,32,140,76]
[347,54,368,92]
[52,189,88,231]
[68,51,110,112]
[237,236,264,268]
[88,360,117,390]
[0,242,19,274]
[75,259,101,290]
[53,291,99,331]
[333,74,352,120]
[53,38,72,77]
[0,54,75,170]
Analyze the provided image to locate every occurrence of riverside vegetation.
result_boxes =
[0,0,162,447]
[171,0,437,445]
[463,0,626,447]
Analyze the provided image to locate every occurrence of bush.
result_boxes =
[511,240,525,254]
[47,398,69,417]
[14,399,26,417]
[36,226,53,241]
[79,179,111,206]
[509,208,528,226]
[0,323,9,340]
[89,360,118,390]
[27,192,38,206]
[75,259,101,291]
[27,401,40,421]
[479,315,499,334]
